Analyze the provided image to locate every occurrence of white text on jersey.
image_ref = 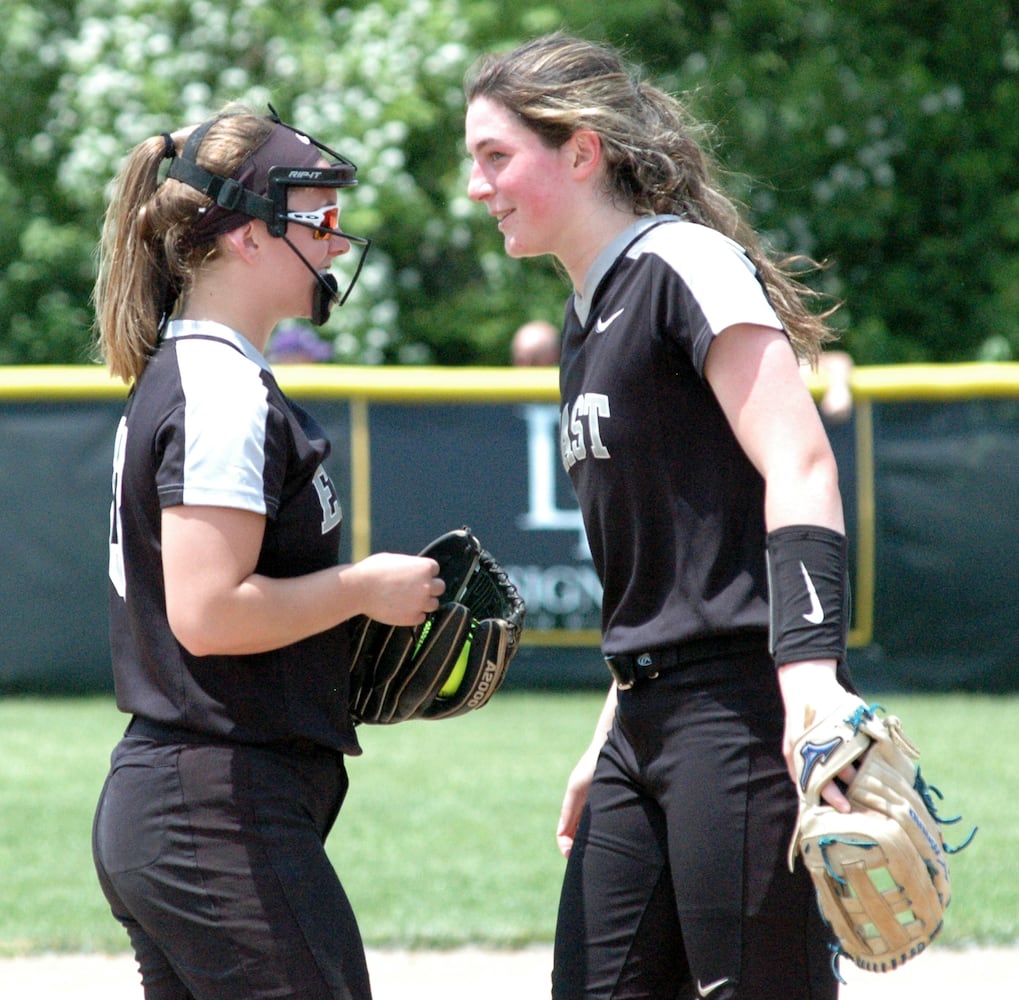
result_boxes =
[560,393,611,471]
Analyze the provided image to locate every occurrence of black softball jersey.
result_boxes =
[559,216,785,657]
[107,320,359,754]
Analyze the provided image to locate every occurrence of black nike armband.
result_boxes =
[765,525,850,668]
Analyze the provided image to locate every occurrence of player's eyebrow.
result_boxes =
[465,136,498,157]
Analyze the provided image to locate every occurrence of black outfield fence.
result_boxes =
[2,363,1017,694]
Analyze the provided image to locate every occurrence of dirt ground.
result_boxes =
[0,945,1014,998]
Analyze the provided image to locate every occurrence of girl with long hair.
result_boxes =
[466,35,854,1000]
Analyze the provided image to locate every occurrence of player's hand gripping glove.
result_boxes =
[348,528,526,724]
[788,696,975,977]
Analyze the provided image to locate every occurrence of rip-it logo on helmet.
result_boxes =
[165,103,372,326]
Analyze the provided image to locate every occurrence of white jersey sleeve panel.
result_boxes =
[635,222,783,335]
[171,336,271,514]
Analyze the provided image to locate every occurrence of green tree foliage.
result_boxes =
[0,2,97,363]
[1,0,1017,366]
[656,0,1019,364]
[2,0,488,365]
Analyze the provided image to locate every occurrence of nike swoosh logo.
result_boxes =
[697,978,731,997]
[594,308,624,333]
[799,561,824,624]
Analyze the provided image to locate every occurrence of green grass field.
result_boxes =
[0,690,1015,957]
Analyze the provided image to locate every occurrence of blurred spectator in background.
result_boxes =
[808,349,855,423]
[266,322,333,364]
[511,319,561,366]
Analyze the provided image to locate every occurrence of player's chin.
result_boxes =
[503,235,543,260]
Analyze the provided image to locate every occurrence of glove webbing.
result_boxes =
[463,551,524,644]
[463,568,502,618]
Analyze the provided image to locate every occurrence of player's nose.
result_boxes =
[467,162,492,202]
[327,234,351,257]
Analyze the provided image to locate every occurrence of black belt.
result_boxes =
[604,633,767,690]
[126,717,208,743]
[125,716,328,756]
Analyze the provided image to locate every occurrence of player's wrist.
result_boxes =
[777,659,843,731]
[776,658,838,685]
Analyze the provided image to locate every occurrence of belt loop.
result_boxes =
[604,654,636,689]
[604,653,660,689]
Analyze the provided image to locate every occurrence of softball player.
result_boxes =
[91,106,444,1000]
[466,35,856,999]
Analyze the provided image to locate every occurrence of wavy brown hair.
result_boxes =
[93,107,274,383]
[465,34,837,362]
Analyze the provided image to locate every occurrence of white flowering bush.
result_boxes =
[29,0,477,364]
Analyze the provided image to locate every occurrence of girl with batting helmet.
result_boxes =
[92,105,444,1000]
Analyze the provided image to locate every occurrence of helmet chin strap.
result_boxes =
[281,234,340,326]
[312,273,339,327]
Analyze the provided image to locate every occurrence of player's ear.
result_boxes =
[220,221,260,262]
[568,129,602,180]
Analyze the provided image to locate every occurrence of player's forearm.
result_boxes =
[589,683,618,749]
[166,563,370,656]
[763,452,844,534]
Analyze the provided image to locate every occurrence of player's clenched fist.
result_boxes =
[348,553,445,626]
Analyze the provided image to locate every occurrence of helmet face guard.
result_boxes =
[165,105,371,323]
[268,156,372,322]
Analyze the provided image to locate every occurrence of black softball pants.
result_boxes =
[92,730,369,1000]
[552,650,839,1000]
